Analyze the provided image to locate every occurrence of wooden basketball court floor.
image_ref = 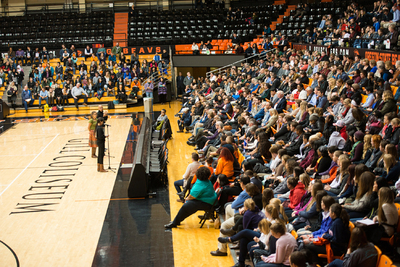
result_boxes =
[0,101,234,267]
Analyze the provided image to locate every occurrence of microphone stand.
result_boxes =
[105,124,116,172]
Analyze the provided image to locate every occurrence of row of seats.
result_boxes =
[128,4,284,46]
[0,10,115,50]
[0,10,113,23]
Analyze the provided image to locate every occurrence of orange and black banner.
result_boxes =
[50,45,169,57]
[292,43,400,65]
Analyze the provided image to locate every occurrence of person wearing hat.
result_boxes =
[350,131,364,162]
[130,77,140,99]
[306,113,324,135]
[328,121,346,149]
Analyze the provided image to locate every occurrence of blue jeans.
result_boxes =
[327,191,338,197]
[174,179,184,193]
[172,199,212,225]
[329,259,343,267]
[230,229,261,265]
[146,92,153,98]
[56,73,63,81]
[23,98,34,111]
[39,97,48,107]
[86,89,94,97]
[97,90,104,98]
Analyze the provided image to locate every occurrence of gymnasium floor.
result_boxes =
[0,100,234,267]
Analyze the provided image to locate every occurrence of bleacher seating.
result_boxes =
[273,2,348,39]
[128,5,285,46]
[0,53,174,108]
[0,11,114,50]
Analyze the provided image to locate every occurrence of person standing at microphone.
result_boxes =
[96,117,107,172]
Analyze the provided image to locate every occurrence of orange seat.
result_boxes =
[377,255,393,267]
[375,246,382,267]
[291,230,298,239]
[392,85,398,96]
[361,94,368,104]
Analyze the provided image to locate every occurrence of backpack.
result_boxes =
[108,101,115,109]
[51,106,58,112]
[57,106,64,111]
[42,104,49,112]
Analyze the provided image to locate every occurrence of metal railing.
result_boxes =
[206,48,276,78]
[143,64,173,90]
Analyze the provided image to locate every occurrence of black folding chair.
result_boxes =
[199,191,221,228]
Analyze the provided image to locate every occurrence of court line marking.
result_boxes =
[0,154,38,157]
[75,198,145,202]
[0,133,60,197]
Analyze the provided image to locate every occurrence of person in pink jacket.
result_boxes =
[257,222,297,267]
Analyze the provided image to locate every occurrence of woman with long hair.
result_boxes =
[296,101,308,123]
[328,227,378,267]
[382,154,400,182]
[291,180,324,230]
[305,203,350,265]
[301,193,335,237]
[269,199,289,224]
[88,111,98,158]
[325,155,351,197]
[262,188,274,210]
[246,131,271,162]
[372,187,398,238]
[214,147,235,182]
[365,135,383,170]
[344,171,375,218]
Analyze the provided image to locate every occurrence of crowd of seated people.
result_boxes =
[292,0,400,51]
[165,45,400,267]
[1,43,171,111]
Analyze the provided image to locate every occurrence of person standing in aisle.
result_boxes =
[96,117,107,172]
[88,111,98,158]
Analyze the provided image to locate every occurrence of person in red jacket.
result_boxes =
[287,177,306,210]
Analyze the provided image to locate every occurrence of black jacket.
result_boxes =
[286,134,303,156]
[96,125,106,142]
[274,124,290,142]
[310,118,325,134]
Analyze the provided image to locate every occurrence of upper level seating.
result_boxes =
[0,11,114,50]
[273,2,348,39]
[128,5,285,46]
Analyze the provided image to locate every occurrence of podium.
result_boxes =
[0,100,10,120]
